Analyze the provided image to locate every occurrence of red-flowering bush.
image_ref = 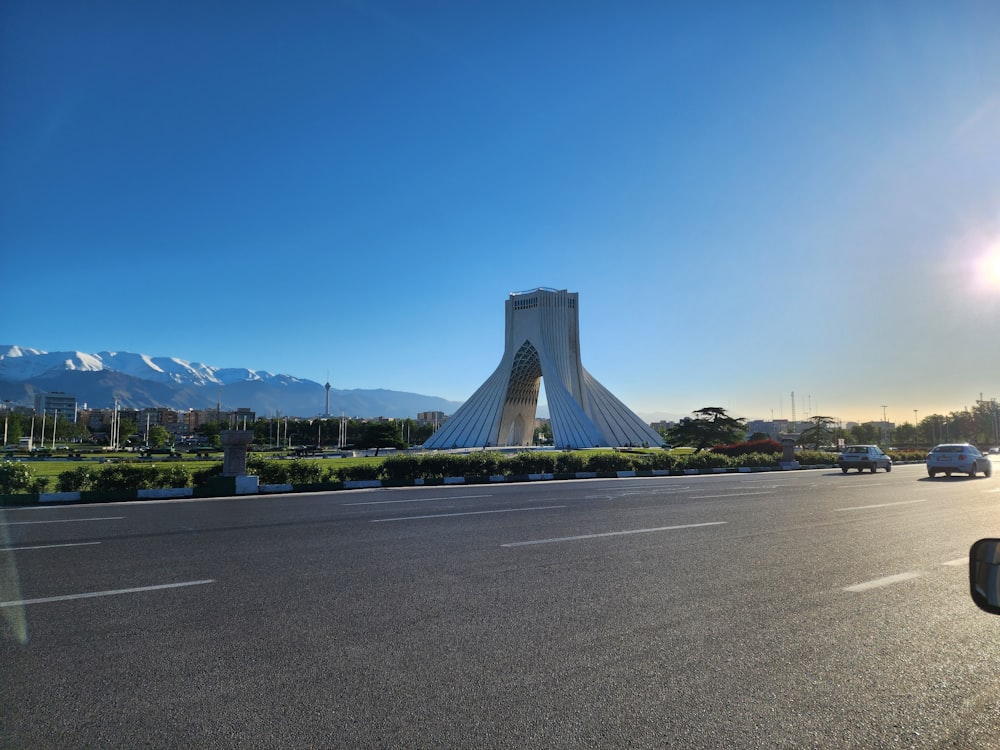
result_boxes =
[710,439,782,457]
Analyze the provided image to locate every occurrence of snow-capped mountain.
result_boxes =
[0,346,282,387]
[0,345,462,418]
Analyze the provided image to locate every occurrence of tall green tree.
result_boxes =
[356,421,405,452]
[666,407,747,452]
[797,416,835,450]
[147,425,172,448]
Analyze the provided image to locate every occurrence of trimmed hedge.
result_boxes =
[40,446,880,497]
[56,463,191,492]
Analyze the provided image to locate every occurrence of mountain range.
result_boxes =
[0,346,463,418]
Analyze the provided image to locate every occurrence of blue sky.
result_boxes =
[3,1,999,425]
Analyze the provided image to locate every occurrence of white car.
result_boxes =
[926,443,993,478]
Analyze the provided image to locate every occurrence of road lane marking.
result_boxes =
[690,492,773,500]
[372,505,565,522]
[833,499,928,512]
[843,572,922,592]
[0,579,216,608]
[942,557,967,567]
[344,494,492,506]
[502,521,727,547]
[2,516,124,525]
[1,541,101,552]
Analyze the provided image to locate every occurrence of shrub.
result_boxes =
[646,451,679,471]
[731,452,780,468]
[680,452,731,470]
[554,451,587,474]
[504,451,556,475]
[157,465,191,489]
[285,460,325,485]
[335,463,381,481]
[795,450,838,465]
[192,463,223,487]
[0,461,48,494]
[461,451,502,477]
[584,451,638,473]
[380,454,421,482]
[712,439,782,457]
[889,450,927,462]
[57,466,98,492]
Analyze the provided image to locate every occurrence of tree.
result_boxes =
[534,421,553,445]
[356,421,405,452]
[797,416,835,450]
[195,421,224,448]
[847,423,879,444]
[147,425,171,448]
[665,407,747,452]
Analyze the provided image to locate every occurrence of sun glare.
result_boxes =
[988,250,1000,286]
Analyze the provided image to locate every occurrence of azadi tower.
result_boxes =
[423,288,665,450]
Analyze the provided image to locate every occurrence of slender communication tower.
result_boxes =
[325,381,331,418]
[423,288,664,450]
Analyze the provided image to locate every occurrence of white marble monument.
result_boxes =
[423,288,664,450]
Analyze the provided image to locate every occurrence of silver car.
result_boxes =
[838,445,892,473]
[926,443,993,478]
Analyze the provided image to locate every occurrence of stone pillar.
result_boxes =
[220,429,253,476]
[779,435,800,470]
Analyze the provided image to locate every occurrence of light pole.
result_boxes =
[2,400,9,447]
[881,405,888,443]
[914,410,918,446]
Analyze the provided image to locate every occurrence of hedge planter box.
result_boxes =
[292,481,343,493]
[343,480,382,490]
[41,491,81,503]
[1,493,40,507]
[81,489,142,503]
[138,488,194,500]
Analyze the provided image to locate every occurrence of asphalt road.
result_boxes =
[3,461,1000,749]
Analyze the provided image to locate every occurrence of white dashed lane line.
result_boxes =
[2,516,124,525]
[833,499,927,512]
[371,505,565,522]
[844,557,969,592]
[1,541,101,552]
[502,521,727,547]
[0,579,216,608]
[843,572,923,592]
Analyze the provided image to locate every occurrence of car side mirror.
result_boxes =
[970,538,1000,615]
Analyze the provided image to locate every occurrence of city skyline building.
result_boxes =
[423,288,665,450]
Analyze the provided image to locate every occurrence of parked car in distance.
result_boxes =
[837,445,892,473]
[926,443,993,478]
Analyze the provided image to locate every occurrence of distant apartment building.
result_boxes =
[34,391,78,421]
[80,407,139,432]
[138,407,178,428]
[746,419,791,439]
[417,411,447,426]
[185,407,256,431]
